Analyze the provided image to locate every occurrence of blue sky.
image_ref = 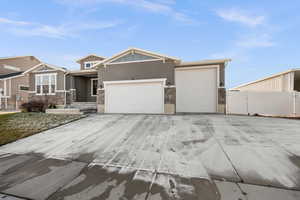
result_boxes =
[1,0,300,88]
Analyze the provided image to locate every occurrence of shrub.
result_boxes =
[21,100,47,112]
[48,103,57,109]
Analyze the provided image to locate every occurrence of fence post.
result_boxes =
[226,91,228,114]
[293,92,297,117]
[246,91,249,115]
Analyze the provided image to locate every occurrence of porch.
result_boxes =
[66,70,98,111]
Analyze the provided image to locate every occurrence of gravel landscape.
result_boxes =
[0,112,84,145]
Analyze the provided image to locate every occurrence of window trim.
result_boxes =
[84,61,98,69]
[35,73,57,95]
[91,78,98,97]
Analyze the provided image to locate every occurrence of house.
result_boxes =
[231,69,300,92]
[0,56,41,110]
[1,48,231,114]
[66,48,230,114]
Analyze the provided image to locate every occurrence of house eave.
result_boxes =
[23,63,67,75]
[93,47,181,68]
[76,54,106,64]
[176,59,231,67]
[230,68,300,90]
[68,69,98,76]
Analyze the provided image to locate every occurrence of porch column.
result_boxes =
[164,86,176,114]
[97,88,105,113]
[69,76,76,104]
[217,87,226,113]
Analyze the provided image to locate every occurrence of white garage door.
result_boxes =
[104,79,165,114]
[176,67,217,113]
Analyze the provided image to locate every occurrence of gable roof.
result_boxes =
[94,47,181,67]
[76,54,106,63]
[0,55,41,62]
[23,63,67,74]
[230,68,300,90]
[0,71,24,79]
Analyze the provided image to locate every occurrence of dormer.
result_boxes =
[76,54,105,70]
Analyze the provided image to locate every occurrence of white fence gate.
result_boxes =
[227,91,300,117]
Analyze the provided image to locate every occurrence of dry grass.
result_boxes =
[0,112,84,146]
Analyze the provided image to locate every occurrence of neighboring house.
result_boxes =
[66,48,230,114]
[227,69,300,116]
[231,69,300,92]
[25,63,68,107]
[0,56,41,110]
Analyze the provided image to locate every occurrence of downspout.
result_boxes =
[293,92,296,117]
[64,73,67,108]
[4,79,7,109]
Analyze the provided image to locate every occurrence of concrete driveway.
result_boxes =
[0,114,300,200]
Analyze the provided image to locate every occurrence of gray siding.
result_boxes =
[98,60,176,86]
[74,76,96,102]
[65,74,71,90]
[111,53,157,63]
[219,63,225,87]
[79,56,104,70]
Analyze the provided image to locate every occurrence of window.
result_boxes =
[35,73,56,95]
[19,85,29,91]
[91,79,98,96]
[84,61,98,69]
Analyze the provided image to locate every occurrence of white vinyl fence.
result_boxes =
[227,91,300,117]
[0,89,2,109]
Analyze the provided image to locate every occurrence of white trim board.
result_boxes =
[91,78,98,97]
[94,47,181,68]
[105,58,163,66]
[24,63,66,74]
[175,64,220,71]
[103,78,167,87]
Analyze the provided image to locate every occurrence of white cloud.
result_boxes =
[0,17,121,38]
[0,17,31,26]
[216,8,266,27]
[212,7,275,63]
[56,0,194,24]
[237,33,275,48]
[211,33,275,63]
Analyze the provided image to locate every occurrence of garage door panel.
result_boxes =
[176,68,217,113]
[105,81,164,114]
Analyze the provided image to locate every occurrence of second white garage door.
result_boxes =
[176,67,217,113]
[104,79,165,114]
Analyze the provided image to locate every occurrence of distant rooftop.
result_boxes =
[0,71,24,79]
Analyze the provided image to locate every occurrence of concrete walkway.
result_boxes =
[0,114,300,200]
[0,111,20,115]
